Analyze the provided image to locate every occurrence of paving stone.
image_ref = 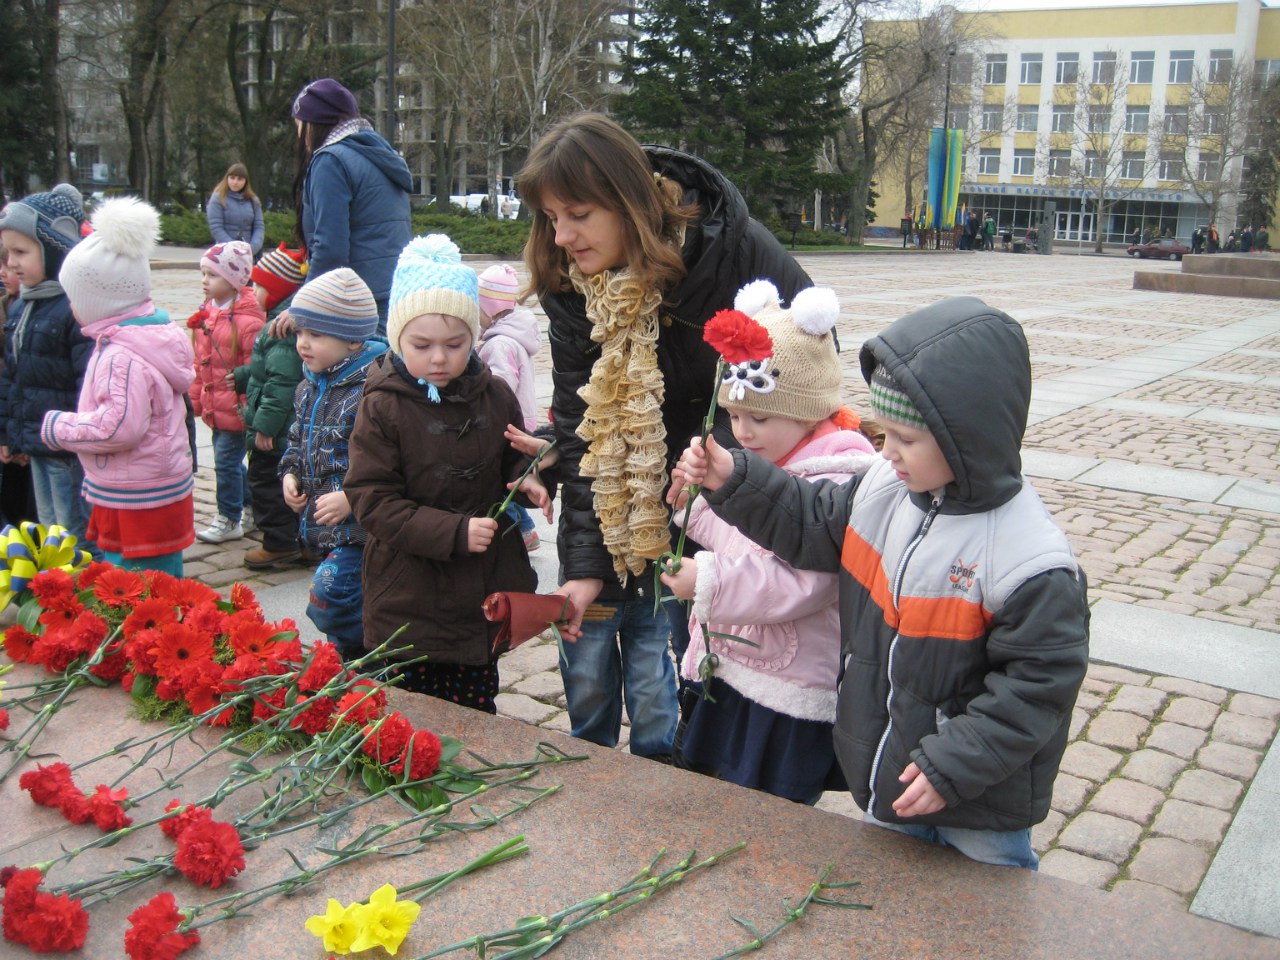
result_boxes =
[1143,722,1209,759]
[1149,676,1228,703]
[816,791,860,819]
[1056,812,1143,864]
[1068,707,1089,740]
[181,561,215,578]
[502,639,561,678]
[1080,677,1115,697]
[1074,690,1105,713]
[1088,778,1165,823]
[1170,769,1244,810]
[537,711,572,735]
[201,567,251,588]
[1121,749,1188,790]
[1125,837,1211,896]
[1087,664,1152,686]
[1086,710,1150,750]
[493,692,559,725]
[1059,741,1124,782]
[1109,878,1190,910]
[1051,773,1093,815]
[1109,684,1168,716]
[1039,849,1118,889]
[1211,711,1277,750]
[1226,692,1280,721]
[1151,799,1232,845]
[511,671,567,705]
[1159,696,1220,729]
[1031,809,1066,854]
[1194,741,1263,780]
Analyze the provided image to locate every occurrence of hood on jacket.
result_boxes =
[85,311,195,394]
[479,309,540,356]
[319,130,414,194]
[858,296,1030,514]
[365,350,493,405]
[303,339,389,388]
[787,427,878,480]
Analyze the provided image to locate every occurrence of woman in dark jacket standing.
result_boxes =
[517,112,811,760]
[290,78,412,332]
[206,163,265,255]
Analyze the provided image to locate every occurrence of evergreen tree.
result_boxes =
[0,0,56,199]
[617,0,846,215]
[1240,77,1280,230]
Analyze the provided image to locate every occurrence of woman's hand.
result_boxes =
[267,310,295,339]
[553,579,604,642]
[513,474,554,523]
[505,424,559,470]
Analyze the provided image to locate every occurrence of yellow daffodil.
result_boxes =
[348,884,421,955]
[305,898,361,954]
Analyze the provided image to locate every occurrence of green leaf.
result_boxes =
[438,736,463,764]
[17,594,43,632]
[708,630,759,648]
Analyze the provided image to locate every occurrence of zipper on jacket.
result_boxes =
[867,494,943,815]
[300,376,329,543]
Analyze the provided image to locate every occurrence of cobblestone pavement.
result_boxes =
[151,248,1279,929]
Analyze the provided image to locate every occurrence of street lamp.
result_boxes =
[937,40,957,250]
[385,0,398,145]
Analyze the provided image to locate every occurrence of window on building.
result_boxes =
[1257,59,1280,87]
[1092,52,1117,84]
[1012,149,1035,176]
[1158,153,1183,180]
[953,54,975,85]
[1125,105,1150,134]
[1165,104,1189,135]
[1088,106,1110,132]
[1048,149,1071,178]
[1016,105,1039,131]
[982,104,1003,131]
[1121,152,1146,179]
[1169,50,1194,84]
[1208,50,1233,83]
[1020,53,1043,84]
[74,145,99,185]
[1052,104,1074,132]
[1197,151,1220,180]
[985,54,1007,85]
[1204,106,1225,135]
[978,149,1001,175]
[1130,52,1155,84]
[1056,53,1079,84]
[1084,151,1103,178]
[947,107,966,130]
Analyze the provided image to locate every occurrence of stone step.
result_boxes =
[1181,253,1280,280]
[1133,269,1280,299]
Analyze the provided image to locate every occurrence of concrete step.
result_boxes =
[1181,253,1280,280]
[1134,269,1280,299]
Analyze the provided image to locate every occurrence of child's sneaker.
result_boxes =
[522,528,540,552]
[196,515,243,544]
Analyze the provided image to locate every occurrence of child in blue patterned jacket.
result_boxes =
[278,268,387,661]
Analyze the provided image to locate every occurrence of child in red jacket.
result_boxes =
[188,240,264,543]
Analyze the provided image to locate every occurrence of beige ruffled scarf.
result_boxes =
[569,261,672,582]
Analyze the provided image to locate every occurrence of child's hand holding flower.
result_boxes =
[668,435,733,503]
[468,517,498,553]
[659,556,697,601]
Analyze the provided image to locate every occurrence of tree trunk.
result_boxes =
[846,109,879,243]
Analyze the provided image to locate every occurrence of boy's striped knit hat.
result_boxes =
[250,243,308,310]
[387,234,479,355]
[868,364,926,428]
[477,263,519,319]
[290,267,377,340]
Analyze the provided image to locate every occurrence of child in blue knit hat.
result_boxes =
[344,234,548,712]
[0,185,96,550]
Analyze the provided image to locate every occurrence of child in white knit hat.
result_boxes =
[344,234,548,712]
[41,197,197,575]
[476,262,543,550]
[659,280,877,803]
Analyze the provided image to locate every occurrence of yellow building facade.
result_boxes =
[870,0,1279,244]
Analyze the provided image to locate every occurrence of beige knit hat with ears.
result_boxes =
[717,279,843,423]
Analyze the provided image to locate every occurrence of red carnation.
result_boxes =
[93,567,148,608]
[160,800,213,840]
[0,867,88,952]
[393,729,444,780]
[291,695,338,736]
[0,708,8,731]
[361,711,414,765]
[2,624,37,662]
[173,818,245,888]
[87,784,133,832]
[182,599,228,641]
[125,892,200,960]
[28,625,87,674]
[18,762,78,807]
[336,680,387,725]
[251,688,287,722]
[298,640,343,692]
[28,568,77,609]
[703,308,774,364]
[75,560,115,590]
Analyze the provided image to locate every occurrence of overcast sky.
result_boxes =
[952,0,1274,9]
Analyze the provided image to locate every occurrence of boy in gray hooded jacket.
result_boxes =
[669,296,1090,868]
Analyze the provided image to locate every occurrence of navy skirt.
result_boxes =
[675,677,845,803]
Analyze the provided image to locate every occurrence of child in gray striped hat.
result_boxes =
[278,267,389,660]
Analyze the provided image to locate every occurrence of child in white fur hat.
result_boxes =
[344,234,548,712]
[42,197,197,575]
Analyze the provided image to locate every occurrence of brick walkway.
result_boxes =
[151,248,1279,936]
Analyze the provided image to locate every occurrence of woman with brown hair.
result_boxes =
[517,112,811,760]
[206,162,265,255]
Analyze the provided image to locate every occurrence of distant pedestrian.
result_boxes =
[206,162,265,256]
[983,213,996,251]
[1257,227,1271,252]
[500,196,513,220]
[1208,223,1220,253]
[1240,225,1254,254]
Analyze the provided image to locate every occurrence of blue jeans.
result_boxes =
[307,545,365,661]
[863,811,1039,869]
[559,598,678,757]
[210,429,249,522]
[30,456,93,551]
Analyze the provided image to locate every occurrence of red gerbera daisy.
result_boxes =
[155,578,218,613]
[122,598,180,639]
[229,582,260,614]
[75,560,115,590]
[124,892,201,960]
[93,568,148,608]
[227,619,278,660]
[150,622,216,681]
[703,308,774,364]
[173,818,245,888]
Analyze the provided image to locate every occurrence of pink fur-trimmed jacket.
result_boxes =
[41,304,196,509]
[477,306,540,431]
[679,426,876,722]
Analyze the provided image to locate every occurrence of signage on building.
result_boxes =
[961,182,1184,203]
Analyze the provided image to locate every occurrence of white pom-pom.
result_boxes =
[733,279,778,316]
[402,233,461,266]
[790,286,840,336]
[90,197,160,259]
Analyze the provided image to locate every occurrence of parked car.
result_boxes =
[1127,238,1189,261]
